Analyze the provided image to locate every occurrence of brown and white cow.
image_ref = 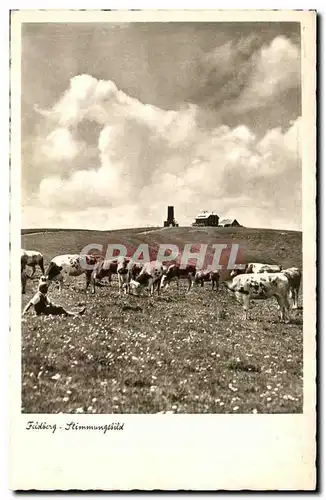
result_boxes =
[121,261,144,295]
[45,254,97,292]
[127,261,164,297]
[194,270,220,290]
[230,262,282,278]
[21,249,45,277]
[224,272,291,322]
[281,267,302,309]
[91,257,130,294]
[160,264,196,292]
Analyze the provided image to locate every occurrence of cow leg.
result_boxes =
[39,258,45,275]
[55,274,64,292]
[186,276,192,293]
[293,288,299,309]
[275,295,289,323]
[21,271,27,294]
[118,274,123,295]
[90,271,97,294]
[85,271,92,292]
[283,294,291,322]
[242,295,250,320]
[30,264,36,279]
[147,278,154,296]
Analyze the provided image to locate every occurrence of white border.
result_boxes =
[8,8,317,492]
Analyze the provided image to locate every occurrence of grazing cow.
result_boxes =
[90,257,128,294]
[21,249,45,277]
[282,267,302,309]
[230,262,282,278]
[194,270,220,290]
[45,254,97,291]
[223,272,291,322]
[161,264,196,292]
[127,261,164,297]
[122,261,144,295]
[92,258,118,284]
[116,257,133,295]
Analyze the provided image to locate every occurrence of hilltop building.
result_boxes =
[192,211,220,227]
[219,218,242,227]
[163,206,178,227]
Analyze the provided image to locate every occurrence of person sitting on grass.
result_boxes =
[22,276,86,317]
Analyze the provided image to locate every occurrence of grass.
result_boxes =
[21,226,303,414]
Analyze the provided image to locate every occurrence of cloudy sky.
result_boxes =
[21,22,302,230]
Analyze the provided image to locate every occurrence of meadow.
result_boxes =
[21,226,303,414]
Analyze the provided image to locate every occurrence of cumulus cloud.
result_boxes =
[29,67,301,231]
[234,36,301,112]
[193,34,300,122]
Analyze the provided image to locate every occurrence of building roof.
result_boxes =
[220,218,238,225]
[195,211,218,219]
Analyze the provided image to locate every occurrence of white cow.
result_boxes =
[45,254,97,291]
[230,262,282,278]
[282,267,302,309]
[127,261,164,297]
[224,272,291,322]
[21,249,45,277]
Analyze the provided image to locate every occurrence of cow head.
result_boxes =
[38,275,49,294]
[128,279,141,296]
[46,261,62,280]
[230,266,247,278]
[117,257,129,275]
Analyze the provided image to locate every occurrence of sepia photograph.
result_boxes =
[10,8,316,491]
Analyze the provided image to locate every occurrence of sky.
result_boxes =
[21,22,302,230]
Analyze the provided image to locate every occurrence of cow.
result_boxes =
[127,261,164,297]
[21,249,45,278]
[160,264,196,292]
[223,272,291,322]
[116,257,134,295]
[45,254,97,292]
[282,267,302,309]
[91,258,118,288]
[121,261,144,295]
[90,257,129,294]
[230,262,282,278]
[194,270,220,290]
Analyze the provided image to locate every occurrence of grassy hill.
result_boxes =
[22,226,302,278]
[21,226,303,414]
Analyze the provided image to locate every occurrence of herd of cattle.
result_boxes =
[21,249,302,322]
